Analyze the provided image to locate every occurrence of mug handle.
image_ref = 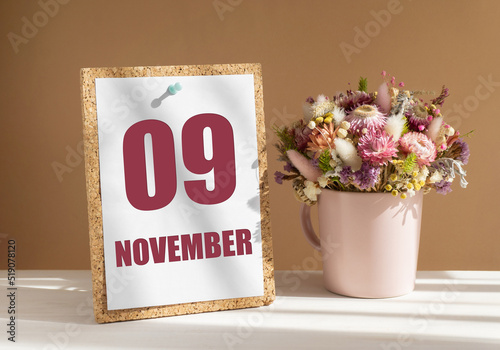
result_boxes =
[299,203,321,251]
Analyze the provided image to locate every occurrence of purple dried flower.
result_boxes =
[310,158,319,168]
[305,96,315,104]
[353,162,380,190]
[337,91,374,112]
[431,85,450,107]
[435,180,453,195]
[284,162,293,172]
[274,171,285,185]
[293,124,312,152]
[455,138,470,165]
[339,166,353,184]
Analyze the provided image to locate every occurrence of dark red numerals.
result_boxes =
[123,120,177,210]
[182,114,236,204]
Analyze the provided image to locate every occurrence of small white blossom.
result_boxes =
[304,180,321,201]
[318,175,329,188]
[307,120,316,129]
[429,170,443,184]
[415,165,429,183]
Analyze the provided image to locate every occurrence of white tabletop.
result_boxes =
[1,270,499,349]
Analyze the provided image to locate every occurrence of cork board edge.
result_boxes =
[80,63,275,324]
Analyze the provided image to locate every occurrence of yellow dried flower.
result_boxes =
[390,174,398,182]
[415,184,421,191]
[385,184,392,191]
[400,193,407,199]
[324,116,333,124]
[419,180,425,186]
[406,183,414,190]
[412,171,419,177]
[315,117,324,124]
[391,190,398,197]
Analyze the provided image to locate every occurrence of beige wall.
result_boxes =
[0,0,498,270]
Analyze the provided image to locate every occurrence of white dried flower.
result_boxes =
[303,180,321,201]
[426,116,443,142]
[307,120,316,129]
[318,175,329,188]
[332,106,346,125]
[384,112,406,141]
[316,94,328,104]
[334,138,362,171]
[415,165,429,183]
[429,170,443,184]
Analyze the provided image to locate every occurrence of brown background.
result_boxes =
[0,0,498,271]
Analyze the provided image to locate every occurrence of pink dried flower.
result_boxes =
[399,132,437,166]
[358,130,398,166]
[286,150,322,181]
[345,104,386,135]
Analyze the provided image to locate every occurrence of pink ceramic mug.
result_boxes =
[300,189,423,298]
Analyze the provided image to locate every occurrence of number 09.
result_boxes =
[123,114,236,211]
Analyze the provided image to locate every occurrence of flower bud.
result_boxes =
[340,121,350,130]
[337,128,348,138]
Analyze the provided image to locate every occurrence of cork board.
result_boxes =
[80,64,274,323]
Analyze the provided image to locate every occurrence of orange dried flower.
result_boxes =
[307,122,336,157]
